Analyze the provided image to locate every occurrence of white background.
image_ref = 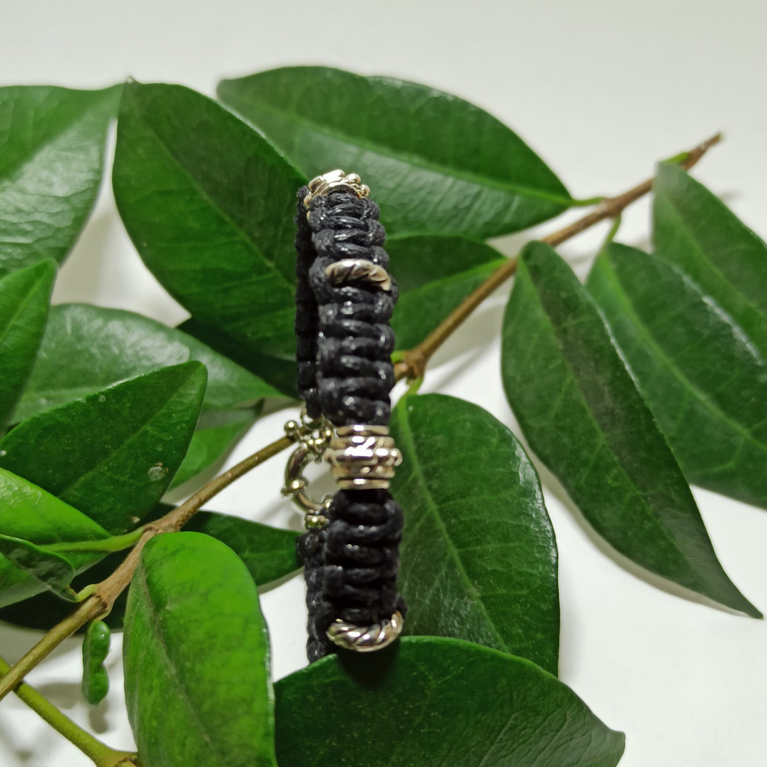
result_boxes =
[1,1,766,764]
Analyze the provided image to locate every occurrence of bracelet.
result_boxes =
[283,170,407,661]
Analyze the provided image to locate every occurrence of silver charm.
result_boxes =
[324,425,403,490]
[326,610,404,652]
[325,258,392,292]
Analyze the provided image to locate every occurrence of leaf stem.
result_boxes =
[0,435,294,703]
[393,132,722,381]
[570,194,607,207]
[47,529,146,555]
[0,655,138,767]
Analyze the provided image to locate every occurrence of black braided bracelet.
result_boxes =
[284,170,406,662]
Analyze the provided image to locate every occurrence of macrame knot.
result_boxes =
[294,185,407,661]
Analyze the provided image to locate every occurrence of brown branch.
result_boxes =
[0,435,294,703]
[393,132,722,381]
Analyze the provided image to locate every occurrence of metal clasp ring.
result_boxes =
[281,410,334,529]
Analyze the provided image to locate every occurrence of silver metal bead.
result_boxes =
[326,610,404,652]
[305,513,329,529]
[303,169,370,209]
[324,425,403,490]
[324,258,392,292]
[283,419,301,439]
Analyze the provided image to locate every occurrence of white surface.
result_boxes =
[1,1,766,764]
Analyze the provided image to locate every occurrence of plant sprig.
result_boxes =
[0,130,720,708]
[0,64,761,767]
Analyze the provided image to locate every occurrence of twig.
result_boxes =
[393,132,722,381]
[0,435,293,703]
[0,655,138,767]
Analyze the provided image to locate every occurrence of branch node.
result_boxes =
[402,349,427,381]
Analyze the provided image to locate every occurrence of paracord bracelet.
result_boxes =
[283,170,407,662]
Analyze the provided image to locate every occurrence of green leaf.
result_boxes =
[588,243,767,510]
[653,163,767,356]
[0,549,127,633]
[0,260,56,431]
[0,363,207,534]
[113,80,305,364]
[82,620,111,706]
[388,235,504,350]
[183,512,300,584]
[14,304,279,421]
[0,468,111,607]
[501,241,759,617]
[124,532,277,767]
[218,66,572,239]
[390,394,559,674]
[170,408,259,489]
[0,533,76,601]
[0,511,299,631]
[13,304,274,485]
[276,638,625,767]
[177,318,298,398]
[0,84,121,277]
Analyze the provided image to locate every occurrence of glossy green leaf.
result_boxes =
[113,80,305,364]
[14,303,279,421]
[388,235,503,350]
[0,468,110,607]
[183,512,300,584]
[124,532,277,767]
[588,243,767,509]
[276,638,625,767]
[14,303,272,485]
[0,260,56,430]
[0,559,114,632]
[653,163,767,356]
[178,318,298,398]
[218,66,572,239]
[0,363,207,534]
[0,511,299,631]
[170,409,258,489]
[501,241,759,616]
[82,620,111,706]
[0,549,131,633]
[0,84,120,277]
[390,394,559,674]
[0,533,76,601]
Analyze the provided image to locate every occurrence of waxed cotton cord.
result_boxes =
[294,189,321,420]
[294,186,406,662]
[294,186,329,661]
